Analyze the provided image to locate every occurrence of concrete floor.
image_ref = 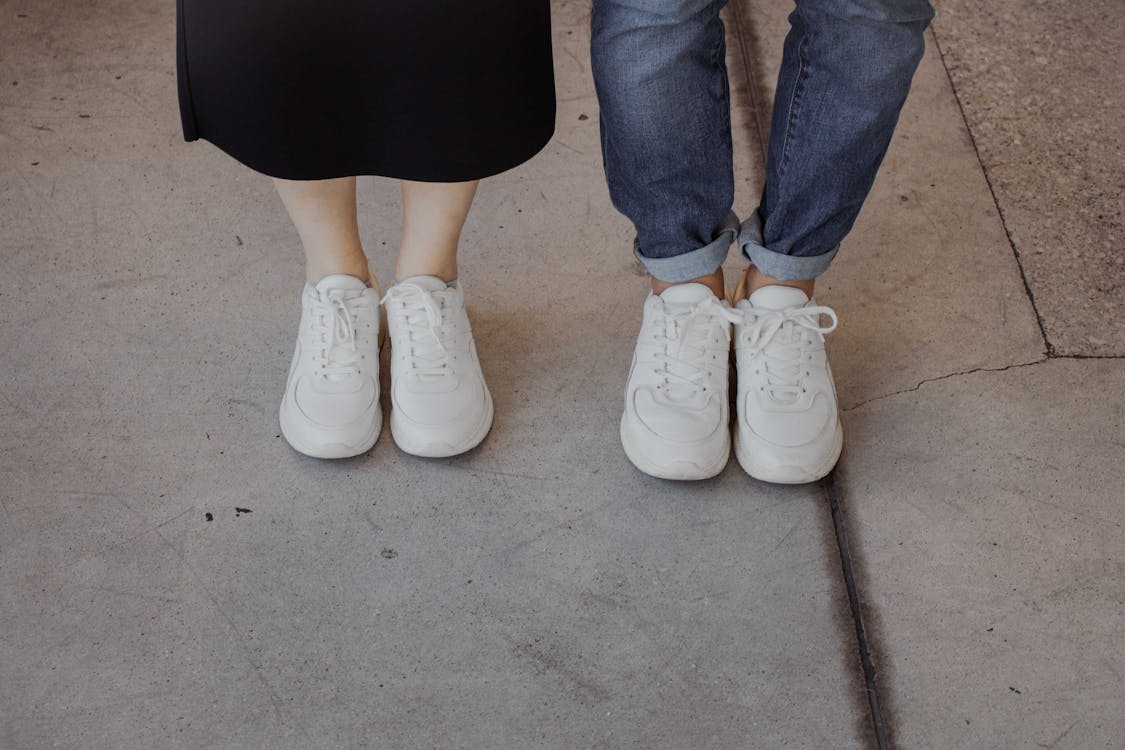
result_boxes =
[1,0,1121,748]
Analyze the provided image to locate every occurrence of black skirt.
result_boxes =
[176,0,556,181]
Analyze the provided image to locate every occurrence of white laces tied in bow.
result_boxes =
[382,283,454,378]
[653,298,740,395]
[740,304,838,402]
[313,289,365,381]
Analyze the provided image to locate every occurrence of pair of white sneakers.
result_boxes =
[277,270,841,482]
[278,273,492,459]
[620,274,842,483]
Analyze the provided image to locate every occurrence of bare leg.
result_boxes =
[395,179,479,283]
[273,176,374,286]
[650,265,814,302]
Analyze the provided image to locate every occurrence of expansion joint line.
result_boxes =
[730,5,896,745]
[928,26,1054,356]
[729,0,770,159]
[822,471,892,750]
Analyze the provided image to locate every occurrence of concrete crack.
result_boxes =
[843,359,1047,411]
[843,353,1124,412]
[1051,353,1125,361]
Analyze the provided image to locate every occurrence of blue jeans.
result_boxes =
[591,0,935,282]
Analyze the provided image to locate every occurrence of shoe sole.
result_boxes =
[278,401,382,460]
[390,387,494,458]
[619,415,730,481]
[733,420,843,484]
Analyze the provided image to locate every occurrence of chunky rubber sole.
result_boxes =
[278,401,382,459]
[390,387,494,458]
[733,420,843,484]
[619,414,730,481]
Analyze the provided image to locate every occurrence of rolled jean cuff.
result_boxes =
[634,211,739,282]
[737,212,838,281]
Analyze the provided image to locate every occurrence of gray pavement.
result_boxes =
[930,0,1125,357]
[842,358,1125,749]
[1,0,1122,748]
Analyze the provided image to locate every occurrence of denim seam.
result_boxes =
[778,6,812,180]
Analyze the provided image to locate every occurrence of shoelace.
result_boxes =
[311,289,368,381]
[381,283,455,379]
[652,298,742,397]
[739,304,838,403]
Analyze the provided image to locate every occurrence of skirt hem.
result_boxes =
[186,119,556,183]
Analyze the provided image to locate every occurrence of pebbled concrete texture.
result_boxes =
[839,359,1125,749]
[4,0,1122,748]
[0,1,870,748]
[929,0,1125,356]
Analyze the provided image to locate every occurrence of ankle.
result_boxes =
[651,268,725,299]
[394,261,458,285]
[735,266,815,301]
[306,259,375,288]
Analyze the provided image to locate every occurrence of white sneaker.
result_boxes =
[620,284,741,480]
[733,285,842,483]
[382,276,493,457]
[279,274,382,459]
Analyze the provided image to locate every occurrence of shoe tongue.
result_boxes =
[658,283,717,307]
[397,275,448,292]
[315,274,368,293]
[748,284,809,311]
